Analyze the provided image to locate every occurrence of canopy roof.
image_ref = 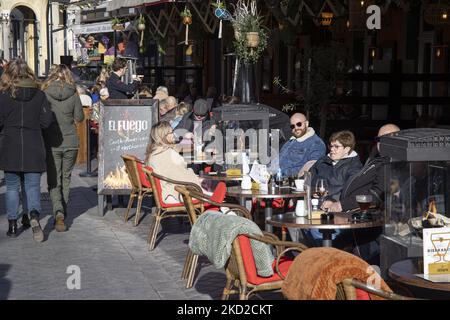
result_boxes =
[106,0,174,11]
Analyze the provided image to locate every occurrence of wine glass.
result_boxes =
[315,179,329,207]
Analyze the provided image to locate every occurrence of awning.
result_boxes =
[71,20,132,34]
[106,0,174,11]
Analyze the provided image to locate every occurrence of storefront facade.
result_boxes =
[0,0,68,76]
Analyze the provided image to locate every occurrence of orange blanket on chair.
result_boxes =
[282,247,392,300]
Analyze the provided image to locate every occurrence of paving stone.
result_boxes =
[0,166,229,300]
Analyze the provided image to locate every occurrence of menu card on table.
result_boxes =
[419,227,450,283]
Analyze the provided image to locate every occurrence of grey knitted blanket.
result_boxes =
[189,210,274,277]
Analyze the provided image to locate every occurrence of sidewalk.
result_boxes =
[0,165,234,300]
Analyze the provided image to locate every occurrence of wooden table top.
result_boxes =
[200,173,243,181]
[388,258,450,292]
[267,212,384,230]
[226,186,306,199]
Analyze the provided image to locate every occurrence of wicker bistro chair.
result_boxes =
[176,186,309,300]
[142,167,204,251]
[338,278,416,300]
[121,155,153,227]
[176,185,250,289]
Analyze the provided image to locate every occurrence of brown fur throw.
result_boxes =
[282,247,392,300]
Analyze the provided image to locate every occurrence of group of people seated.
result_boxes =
[143,106,400,263]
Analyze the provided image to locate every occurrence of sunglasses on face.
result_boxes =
[290,122,304,130]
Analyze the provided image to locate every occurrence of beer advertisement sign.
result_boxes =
[423,227,450,280]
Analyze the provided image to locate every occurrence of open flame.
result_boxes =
[103,165,131,189]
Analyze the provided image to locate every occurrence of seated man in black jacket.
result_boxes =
[106,58,141,99]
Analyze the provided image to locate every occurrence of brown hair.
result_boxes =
[0,59,37,98]
[41,64,75,91]
[145,121,174,163]
[112,58,127,72]
[329,130,356,152]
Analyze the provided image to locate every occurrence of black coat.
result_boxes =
[339,152,389,211]
[309,154,363,200]
[0,79,54,172]
[106,72,139,99]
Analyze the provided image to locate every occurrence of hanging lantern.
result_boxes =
[213,1,231,39]
[320,12,334,26]
[181,7,192,45]
[424,3,450,26]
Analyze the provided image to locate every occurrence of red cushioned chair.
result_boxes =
[121,155,153,227]
[176,186,308,300]
[176,185,240,289]
[143,166,203,251]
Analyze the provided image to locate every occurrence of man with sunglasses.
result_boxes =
[278,113,326,178]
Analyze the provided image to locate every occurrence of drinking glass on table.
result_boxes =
[315,179,329,207]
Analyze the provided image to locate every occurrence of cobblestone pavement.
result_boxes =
[0,166,282,300]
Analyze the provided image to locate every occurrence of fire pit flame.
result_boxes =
[103,165,131,189]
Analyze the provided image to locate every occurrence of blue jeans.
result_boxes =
[5,172,42,220]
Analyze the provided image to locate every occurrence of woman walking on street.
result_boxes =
[0,59,53,241]
[41,64,84,232]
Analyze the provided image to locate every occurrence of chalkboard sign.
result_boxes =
[98,99,159,195]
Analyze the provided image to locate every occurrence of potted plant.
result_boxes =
[137,14,146,31]
[180,7,192,25]
[111,17,124,31]
[232,0,268,64]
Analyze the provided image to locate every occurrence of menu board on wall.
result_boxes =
[98,99,159,195]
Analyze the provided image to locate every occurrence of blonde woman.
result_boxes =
[145,121,202,204]
[42,64,84,232]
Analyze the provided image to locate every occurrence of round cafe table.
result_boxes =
[226,186,306,233]
[267,212,383,247]
[388,258,450,293]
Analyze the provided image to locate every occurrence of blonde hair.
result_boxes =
[41,64,75,90]
[0,58,37,98]
[145,121,174,162]
[176,102,190,116]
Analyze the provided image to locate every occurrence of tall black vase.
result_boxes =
[234,62,257,104]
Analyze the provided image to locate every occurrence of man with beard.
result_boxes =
[279,113,326,178]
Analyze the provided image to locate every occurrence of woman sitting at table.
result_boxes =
[145,121,203,204]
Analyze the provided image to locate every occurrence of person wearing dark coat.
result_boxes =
[106,57,140,99]
[309,131,363,201]
[42,65,84,232]
[322,124,401,213]
[0,59,54,240]
[319,124,400,264]
[305,131,362,245]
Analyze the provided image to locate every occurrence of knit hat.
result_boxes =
[193,99,208,117]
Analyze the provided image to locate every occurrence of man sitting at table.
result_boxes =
[279,113,326,178]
